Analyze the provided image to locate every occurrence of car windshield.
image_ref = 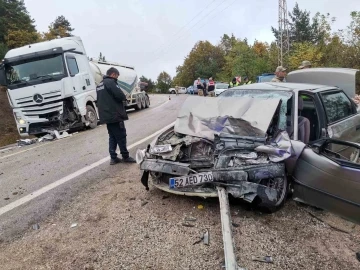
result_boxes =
[220,89,293,130]
[216,83,229,89]
[258,75,275,82]
[5,54,65,87]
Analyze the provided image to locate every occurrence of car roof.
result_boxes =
[230,82,337,93]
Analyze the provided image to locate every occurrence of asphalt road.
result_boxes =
[0,94,187,241]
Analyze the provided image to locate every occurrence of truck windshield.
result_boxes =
[5,54,65,88]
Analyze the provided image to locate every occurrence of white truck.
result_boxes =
[0,36,150,137]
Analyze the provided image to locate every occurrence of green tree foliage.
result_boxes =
[43,15,74,40]
[0,0,36,44]
[174,41,225,87]
[156,71,172,93]
[6,29,40,49]
[271,2,332,46]
[139,75,155,92]
[0,0,37,57]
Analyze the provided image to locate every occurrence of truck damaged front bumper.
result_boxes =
[140,158,285,205]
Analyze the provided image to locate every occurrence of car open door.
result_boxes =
[292,138,360,224]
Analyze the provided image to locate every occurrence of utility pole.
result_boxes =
[278,0,290,66]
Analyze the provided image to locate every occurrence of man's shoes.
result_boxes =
[123,157,136,163]
[110,157,122,165]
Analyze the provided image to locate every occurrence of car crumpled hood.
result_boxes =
[174,96,281,141]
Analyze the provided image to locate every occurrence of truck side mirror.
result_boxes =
[0,64,7,86]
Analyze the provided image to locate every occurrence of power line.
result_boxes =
[150,0,219,57]
[150,0,230,63]
[150,0,234,64]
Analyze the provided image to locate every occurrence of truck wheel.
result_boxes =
[135,96,142,111]
[141,96,146,109]
[145,95,150,108]
[86,105,98,129]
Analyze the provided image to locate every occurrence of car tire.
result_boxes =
[257,175,289,213]
[86,105,98,129]
[171,90,176,94]
[145,95,150,108]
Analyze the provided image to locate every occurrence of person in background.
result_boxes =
[203,79,207,96]
[207,77,215,97]
[271,66,287,82]
[96,67,136,165]
[229,76,241,88]
[242,76,252,85]
[175,85,179,96]
[196,77,204,96]
[298,60,312,69]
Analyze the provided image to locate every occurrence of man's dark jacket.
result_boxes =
[96,76,128,124]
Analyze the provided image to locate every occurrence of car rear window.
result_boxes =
[321,91,354,123]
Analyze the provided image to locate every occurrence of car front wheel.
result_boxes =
[257,175,289,212]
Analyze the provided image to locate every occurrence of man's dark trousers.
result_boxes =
[107,121,129,160]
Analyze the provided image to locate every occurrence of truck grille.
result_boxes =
[21,101,63,117]
[16,90,62,107]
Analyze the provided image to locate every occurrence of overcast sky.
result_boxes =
[25,0,358,82]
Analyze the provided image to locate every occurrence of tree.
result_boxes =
[43,15,74,40]
[156,71,172,93]
[0,42,8,59]
[218,33,237,55]
[288,42,323,70]
[52,15,74,34]
[174,41,225,86]
[6,29,40,49]
[271,3,332,46]
[0,0,36,44]
[139,75,155,92]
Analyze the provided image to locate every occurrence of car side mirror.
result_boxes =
[0,64,7,86]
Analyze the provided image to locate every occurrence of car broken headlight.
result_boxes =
[149,144,172,155]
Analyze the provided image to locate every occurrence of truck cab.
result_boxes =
[0,36,98,136]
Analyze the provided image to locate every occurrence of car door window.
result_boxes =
[320,140,360,168]
[321,91,354,124]
[66,56,79,76]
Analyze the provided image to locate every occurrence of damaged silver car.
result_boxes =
[138,71,360,223]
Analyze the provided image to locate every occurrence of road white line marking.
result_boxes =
[0,97,170,160]
[0,121,176,217]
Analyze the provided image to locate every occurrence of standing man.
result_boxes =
[207,77,215,97]
[175,85,179,96]
[96,67,136,165]
[203,79,208,96]
[196,77,204,96]
[298,60,312,69]
[271,66,287,82]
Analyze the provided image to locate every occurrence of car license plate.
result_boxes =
[169,172,213,189]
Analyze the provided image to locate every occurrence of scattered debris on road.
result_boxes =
[184,217,197,222]
[32,224,40,230]
[203,229,210,245]
[17,139,37,146]
[141,201,148,206]
[252,255,274,263]
[356,252,360,262]
[182,222,195,227]
[70,223,78,228]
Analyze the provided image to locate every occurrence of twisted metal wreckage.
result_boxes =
[137,96,300,210]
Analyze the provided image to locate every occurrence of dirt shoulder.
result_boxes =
[0,163,359,270]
